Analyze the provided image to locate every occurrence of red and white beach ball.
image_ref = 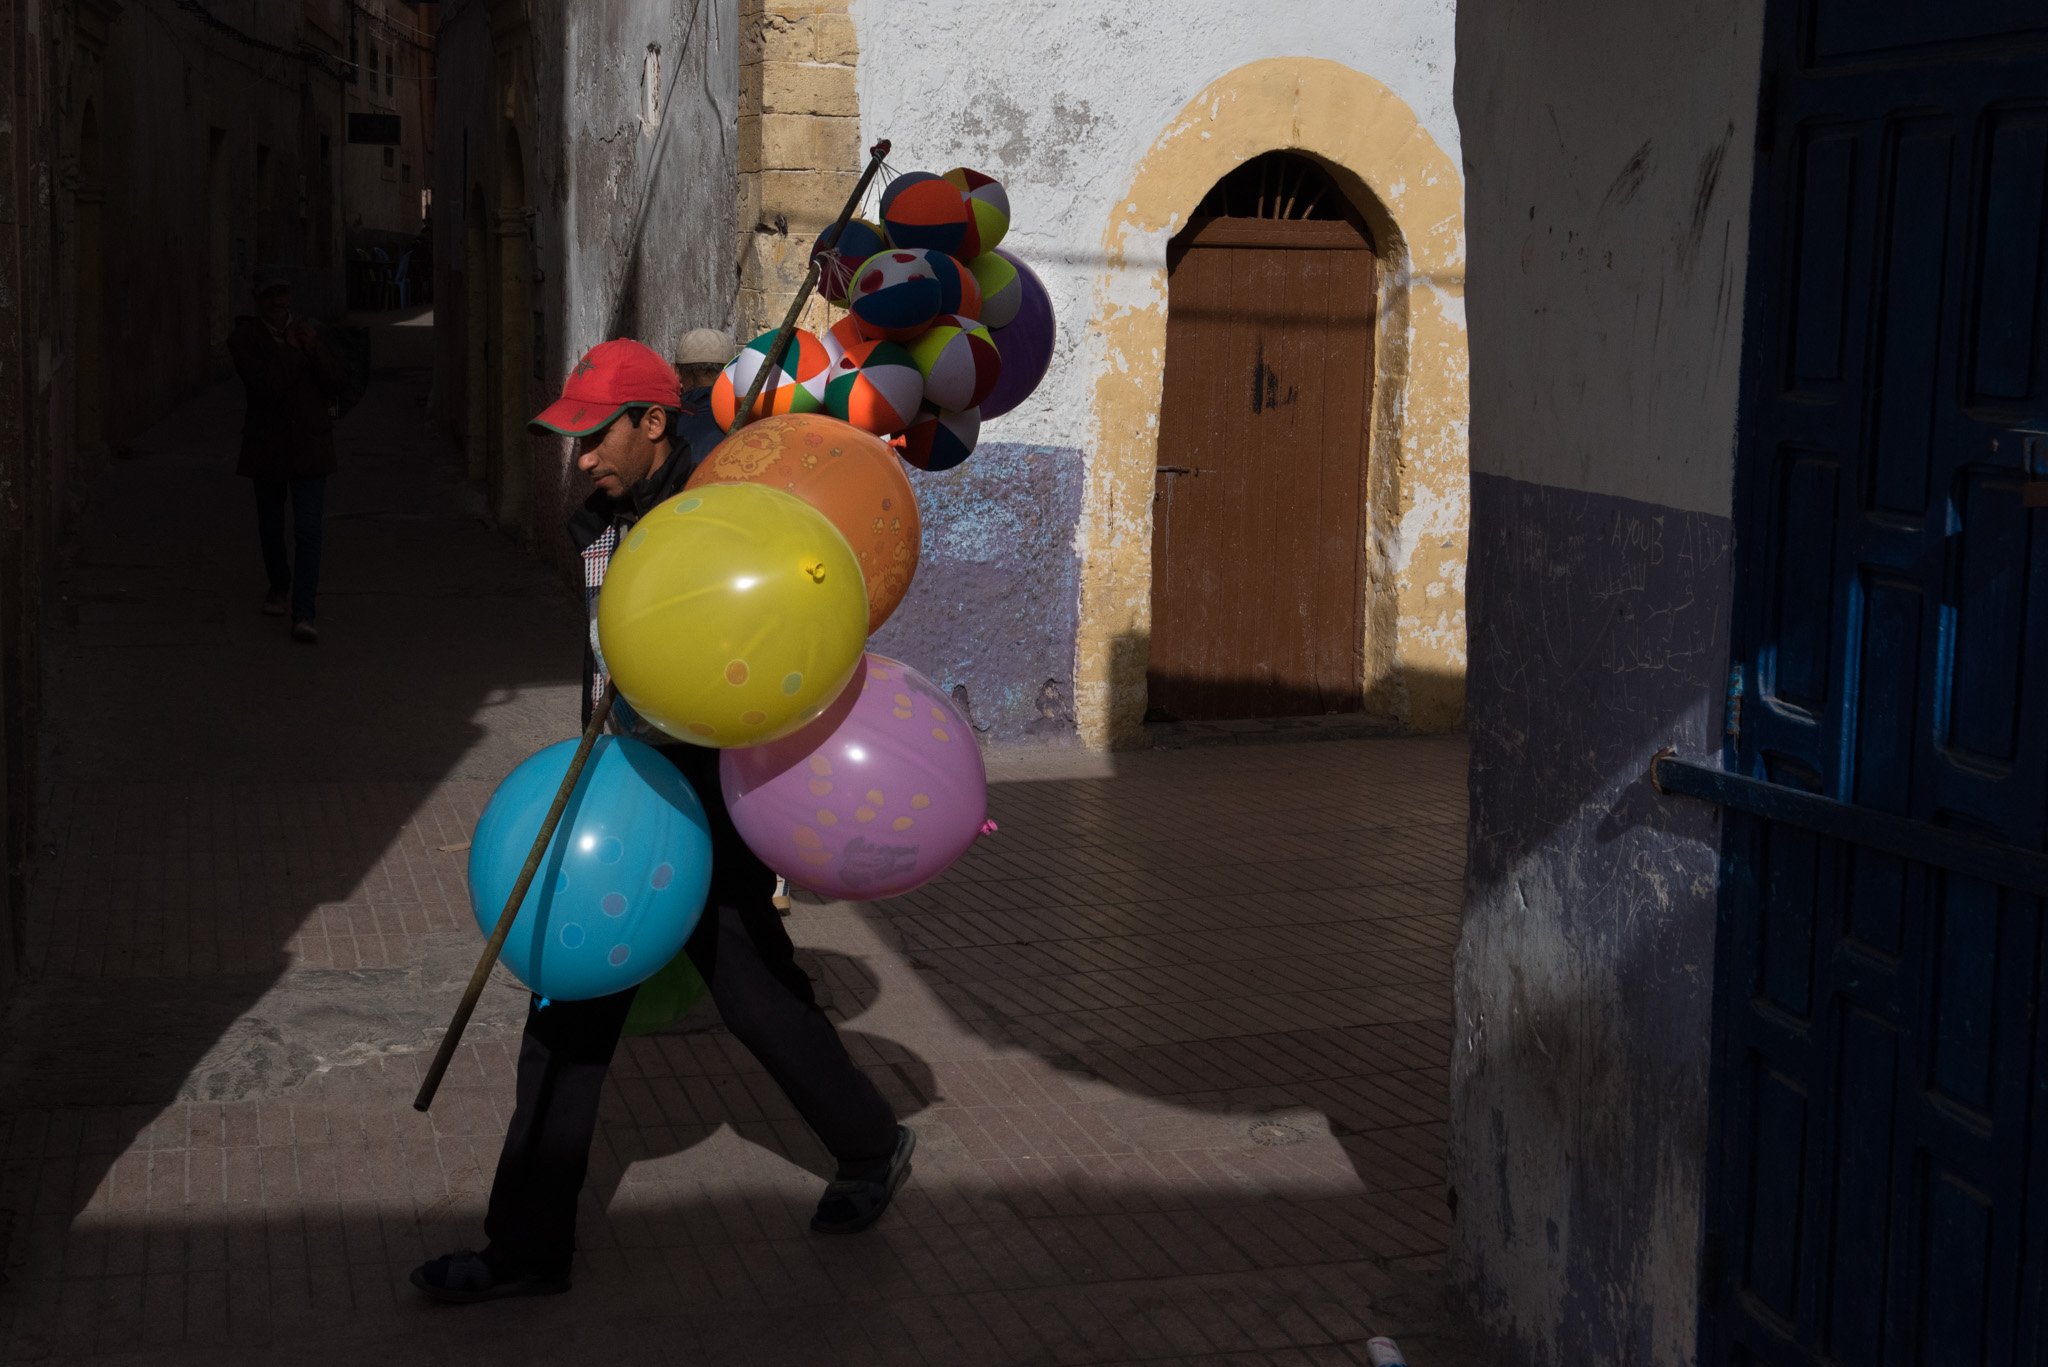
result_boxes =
[849,250,943,342]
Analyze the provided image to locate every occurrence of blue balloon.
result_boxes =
[469,736,714,1001]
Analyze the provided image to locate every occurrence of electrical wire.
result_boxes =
[162,0,350,82]
[330,51,439,82]
[347,0,437,53]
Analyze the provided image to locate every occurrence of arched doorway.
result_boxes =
[1146,152,1377,721]
[465,183,489,486]
[491,125,531,533]
[1080,59,1469,748]
[73,101,106,459]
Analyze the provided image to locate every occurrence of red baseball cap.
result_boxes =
[528,339,682,437]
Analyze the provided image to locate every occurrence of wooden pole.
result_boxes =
[413,683,616,1111]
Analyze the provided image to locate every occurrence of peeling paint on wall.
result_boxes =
[1083,60,1469,746]
[870,443,1085,741]
[1452,0,1764,1359]
[850,5,1465,750]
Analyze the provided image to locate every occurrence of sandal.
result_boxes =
[409,1248,572,1304]
[812,1125,917,1235]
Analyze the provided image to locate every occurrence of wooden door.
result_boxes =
[1705,3,2048,1362]
[1148,204,1376,721]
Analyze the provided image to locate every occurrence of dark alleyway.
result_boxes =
[0,315,1481,1366]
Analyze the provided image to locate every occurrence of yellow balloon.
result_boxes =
[597,483,870,747]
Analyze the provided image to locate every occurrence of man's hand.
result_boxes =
[287,321,318,352]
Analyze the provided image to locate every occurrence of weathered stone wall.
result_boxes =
[849,8,1468,745]
[736,0,860,341]
[433,0,738,566]
[1452,0,1764,1359]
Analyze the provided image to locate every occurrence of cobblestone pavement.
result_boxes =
[0,315,1483,1366]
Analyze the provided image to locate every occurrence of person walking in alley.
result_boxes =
[410,338,914,1305]
[228,270,345,644]
[670,325,735,469]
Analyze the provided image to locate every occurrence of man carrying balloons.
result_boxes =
[411,338,912,1304]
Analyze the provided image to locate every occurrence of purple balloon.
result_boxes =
[720,654,988,901]
[979,249,1054,421]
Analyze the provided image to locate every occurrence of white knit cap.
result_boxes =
[674,327,736,366]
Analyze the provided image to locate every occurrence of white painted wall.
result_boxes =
[849,0,1459,456]
[1458,0,1763,516]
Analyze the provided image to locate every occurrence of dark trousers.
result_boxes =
[253,476,326,621]
[481,745,899,1272]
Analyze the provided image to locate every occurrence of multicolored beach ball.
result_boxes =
[910,314,1001,413]
[968,252,1022,329]
[710,327,830,430]
[811,217,890,306]
[920,250,983,321]
[880,171,972,258]
[824,338,925,436]
[899,404,980,472]
[821,313,875,364]
[849,250,943,342]
[942,167,1010,258]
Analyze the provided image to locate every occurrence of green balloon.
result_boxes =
[622,949,709,1036]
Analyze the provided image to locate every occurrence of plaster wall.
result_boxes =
[433,0,738,566]
[1451,0,1763,1361]
[850,2,1465,744]
[84,3,331,432]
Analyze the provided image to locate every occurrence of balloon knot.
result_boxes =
[536,997,552,1010]
[979,819,999,837]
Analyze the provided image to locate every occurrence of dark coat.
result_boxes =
[228,316,346,480]
[569,443,697,734]
[675,384,726,474]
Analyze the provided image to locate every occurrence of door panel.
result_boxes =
[1708,4,2048,1362]
[1148,216,1375,721]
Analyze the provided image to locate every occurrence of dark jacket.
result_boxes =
[675,384,725,475]
[570,445,697,735]
[228,316,347,480]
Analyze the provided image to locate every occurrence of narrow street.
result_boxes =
[0,314,1478,1366]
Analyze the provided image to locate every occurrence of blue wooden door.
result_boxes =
[1709,3,2048,1363]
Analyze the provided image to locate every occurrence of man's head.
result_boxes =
[529,339,683,497]
[672,327,735,392]
[572,405,674,497]
[254,272,292,330]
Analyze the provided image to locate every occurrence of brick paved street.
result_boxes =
[0,316,1481,1366]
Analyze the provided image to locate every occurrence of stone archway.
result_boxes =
[1077,58,1468,747]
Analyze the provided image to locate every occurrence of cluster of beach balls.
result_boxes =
[710,166,1056,472]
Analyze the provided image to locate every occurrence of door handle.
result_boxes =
[1156,465,1214,476]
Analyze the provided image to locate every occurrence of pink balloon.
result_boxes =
[720,654,988,899]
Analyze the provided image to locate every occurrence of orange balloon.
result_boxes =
[685,414,921,631]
